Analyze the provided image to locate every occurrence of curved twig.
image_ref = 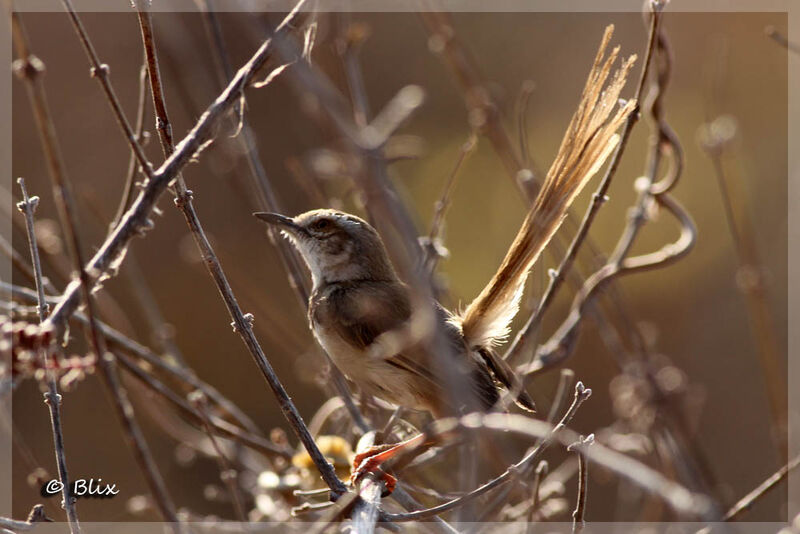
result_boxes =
[389,409,714,522]
[383,382,592,522]
[504,4,664,363]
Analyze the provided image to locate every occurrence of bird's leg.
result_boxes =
[349,433,429,496]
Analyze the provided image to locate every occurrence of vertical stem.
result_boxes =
[569,435,593,534]
[15,10,184,530]
[133,1,346,496]
[15,178,81,534]
[505,7,663,362]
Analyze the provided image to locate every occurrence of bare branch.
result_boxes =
[42,0,307,335]
[14,177,80,533]
[720,453,799,522]
[15,9,184,528]
[188,391,249,522]
[132,1,347,496]
[383,382,592,522]
[505,5,664,362]
[3,280,292,459]
[110,61,148,231]
[0,505,52,532]
[568,434,594,533]
[198,3,370,436]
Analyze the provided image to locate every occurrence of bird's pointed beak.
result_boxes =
[253,212,305,237]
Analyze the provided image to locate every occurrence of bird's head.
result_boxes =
[254,209,398,288]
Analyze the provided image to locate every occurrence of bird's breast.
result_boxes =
[310,317,430,410]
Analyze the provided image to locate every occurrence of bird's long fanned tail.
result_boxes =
[457,25,637,349]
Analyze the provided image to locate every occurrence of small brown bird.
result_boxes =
[257,25,634,418]
[256,25,635,487]
[255,208,536,417]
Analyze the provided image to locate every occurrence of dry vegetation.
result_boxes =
[0,2,794,533]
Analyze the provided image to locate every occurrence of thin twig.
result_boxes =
[189,391,249,522]
[42,1,303,335]
[432,410,713,520]
[568,434,594,534]
[199,3,370,436]
[4,280,287,456]
[132,1,347,496]
[110,61,148,231]
[61,0,153,176]
[517,80,537,170]
[14,11,183,529]
[505,4,664,362]
[765,25,800,54]
[383,382,592,522]
[198,1,312,313]
[720,453,799,522]
[0,505,52,532]
[527,460,549,527]
[0,233,58,296]
[423,132,478,272]
[14,178,80,533]
[418,10,526,190]
[699,115,787,456]
[113,348,290,460]
[464,368,575,529]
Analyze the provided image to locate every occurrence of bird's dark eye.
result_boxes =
[312,219,331,231]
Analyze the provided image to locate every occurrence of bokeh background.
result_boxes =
[7,8,789,524]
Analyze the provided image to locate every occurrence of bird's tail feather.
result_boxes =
[457,25,637,350]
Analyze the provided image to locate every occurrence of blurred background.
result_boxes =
[6,7,789,525]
